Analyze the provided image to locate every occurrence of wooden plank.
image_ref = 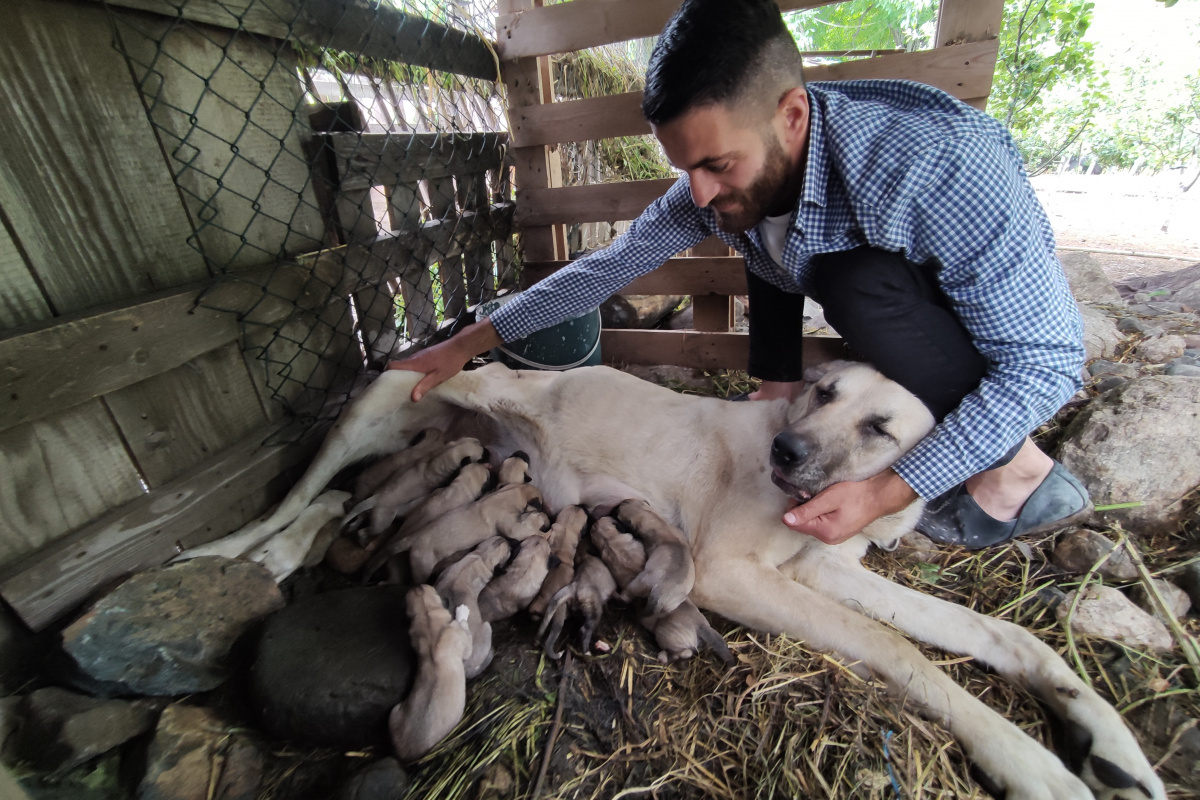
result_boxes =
[427,177,468,321]
[0,419,323,631]
[458,172,496,305]
[510,41,1000,147]
[104,343,270,487]
[523,257,748,295]
[497,0,843,60]
[388,183,438,341]
[0,212,51,331]
[117,18,325,269]
[0,401,145,573]
[517,178,677,227]
[0,286,240,435]
[689,236,735,332]
[601,329,845,371]
[93,0,499,80]
[0,0,208,315]
[329,133,509,193]
[934,0,1005,108]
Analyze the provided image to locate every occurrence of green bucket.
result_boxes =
[476,293,602,370]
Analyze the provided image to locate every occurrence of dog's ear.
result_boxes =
[511,450,531,464]
[802,360,849,385]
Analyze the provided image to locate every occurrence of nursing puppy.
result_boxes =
[496,451,533,487]
[527,505,588,619]
[388,585,471,762]
[589,516,646,591]
[613,499,695,620]
[368,438,488,537]
[353,428,445,502]
[539,555,617,659]
[641,599,732,665]
[434,536,512,678]
[478,534,553,623]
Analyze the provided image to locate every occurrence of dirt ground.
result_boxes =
[1034,173,1200,282]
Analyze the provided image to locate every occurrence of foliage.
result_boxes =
[784,0,938,53]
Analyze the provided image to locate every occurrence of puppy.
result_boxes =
[403,485,547,584]
[496,451,533,487]
[434,536,512,678]
[589,516,646,591]
[641,599,733,665]
[527,505,588,618]
[368,438,487,537]
[394,462,492,541]
[614,499,695,620]
[478,534,553,623]
[353,428,445,502]
[389,585,472,762]
[539,555,617,659]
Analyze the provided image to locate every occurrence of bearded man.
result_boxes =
[389,0,1092,549]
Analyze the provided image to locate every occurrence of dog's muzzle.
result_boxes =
[770,431,817,503]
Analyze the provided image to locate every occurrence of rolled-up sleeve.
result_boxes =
[885,138,1085,499]
[489,177,710,342]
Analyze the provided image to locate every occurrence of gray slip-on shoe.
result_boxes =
[916,461,1093,550]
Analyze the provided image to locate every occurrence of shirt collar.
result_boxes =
[799,84,830,212]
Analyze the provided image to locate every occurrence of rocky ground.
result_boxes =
[2,251,1200,800]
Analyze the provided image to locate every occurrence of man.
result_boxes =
[390,0,1092,549]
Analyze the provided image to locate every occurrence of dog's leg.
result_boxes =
[786,550,1166,800]
[693,560,1096,800]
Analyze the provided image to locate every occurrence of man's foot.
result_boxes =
[916,441,1093,549]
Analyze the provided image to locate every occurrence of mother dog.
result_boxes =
[208,362,1164,800]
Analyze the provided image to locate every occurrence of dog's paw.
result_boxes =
[1062,719,1166,800]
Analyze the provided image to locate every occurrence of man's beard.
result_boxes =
[711,134,796,234]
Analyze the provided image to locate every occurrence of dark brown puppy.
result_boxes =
[539,555,617,659]
[641,599,732,664]
[590,516,647,591]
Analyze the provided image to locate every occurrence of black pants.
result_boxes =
[747,247,988,421]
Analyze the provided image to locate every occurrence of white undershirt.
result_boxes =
[758,212,791,267]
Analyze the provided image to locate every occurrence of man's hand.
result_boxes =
[749,380,803,402]
[782,469,918,545]
[387,319,502,402]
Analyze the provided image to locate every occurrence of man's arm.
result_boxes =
[744,267,806,401]
[389,177,710,400]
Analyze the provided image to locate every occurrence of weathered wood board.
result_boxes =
[0,0,208,315]
[117,16,325,269]
[0,401,145,572]
[329,133,509,193]
[601,330,846,372]
[0,286,240,435]
[105,342,269,487]
[0,212,51,331]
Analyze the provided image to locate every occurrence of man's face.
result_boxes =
[653,101,802,234]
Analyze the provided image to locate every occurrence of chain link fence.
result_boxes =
[105,0,513,425]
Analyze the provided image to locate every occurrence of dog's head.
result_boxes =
[770,361,935,503]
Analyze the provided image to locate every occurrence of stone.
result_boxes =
[139,705,263,800]
[1184,335,1200,351]
[1057,376,1200,534]
[15,687,157,773]
[0,605,34,696]
[60,557,284,696]
[1166,363,1200,378]
[1050,530,1138,580]
[600,294,685,329]
[1077,303,1124,361]
[337,757,410,800]
[1092,376,1128,394]
[1117,317,1165,337]
[1086,359,1137,379]
[663,303,692,330]
[1175,563,1200,610]
[0,695,21,760]
[1134,335,1186,364]
[1174,275,1200,310]
[1132,578,1191,621]
[1057,251,1124,303]
[250,586,415,749]
[1056,585,1173,651]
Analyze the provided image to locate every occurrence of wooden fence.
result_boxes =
[502,0,1005,371]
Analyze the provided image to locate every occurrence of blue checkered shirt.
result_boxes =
[488,80,1085,499]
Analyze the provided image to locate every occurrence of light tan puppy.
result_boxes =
[614,499,695,620]
[354,428,445,502]
[589,516,647,591]
[403,485,548,584]
[496,451,533,487]
[368,438,487,536]
[389,585,471,762]
[527,506,588,619]
[395,463,492,541]
[434,536,512,678]
[539,555,617,659]
[641,599,733,665]
[478,534,553,623]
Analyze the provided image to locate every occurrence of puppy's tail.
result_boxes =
[698,621,733,665]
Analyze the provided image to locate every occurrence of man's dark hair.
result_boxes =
[642,0,806,126]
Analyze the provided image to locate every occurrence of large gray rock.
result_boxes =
[1134,335,1186,364]
[1174,275,1200,309]
[1051,530,1137,580]
[138,705,263,800]
[600,294,685,329]
[1057,376,1200,534]
[1077,303,1124,361]
[16,687,157,773]
[60,557,285,696]
[1058,251,1123,303]
[250,586,415,748]
[1132,578,1192,621]
[337,758,411,800]
[1056,585,1173,651]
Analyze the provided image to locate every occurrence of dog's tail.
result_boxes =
[698,619,734,665]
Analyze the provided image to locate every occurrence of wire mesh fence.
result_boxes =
[104,0,513,425]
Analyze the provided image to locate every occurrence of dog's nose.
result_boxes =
[771,432,809,468]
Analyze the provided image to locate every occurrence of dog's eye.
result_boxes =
[864,417,894,440]
[814,386,834,405]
